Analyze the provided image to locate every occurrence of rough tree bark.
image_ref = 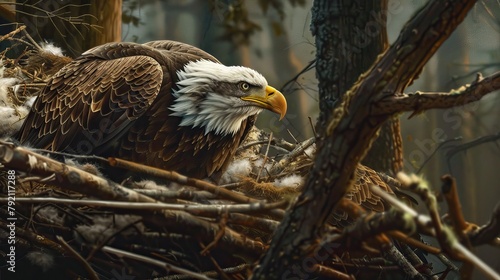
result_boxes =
[251,0,478,278]
[312,0,403,174]
[15,0,122,57]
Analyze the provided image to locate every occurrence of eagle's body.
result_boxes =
[16,41,286,180]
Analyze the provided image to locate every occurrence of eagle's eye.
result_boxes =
[239,82,250,91]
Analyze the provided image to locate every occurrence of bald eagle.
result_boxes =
[16,40,287,180]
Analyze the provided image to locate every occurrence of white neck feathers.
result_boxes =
[169,60,266,136]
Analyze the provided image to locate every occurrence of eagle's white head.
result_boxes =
[169,59,287,136]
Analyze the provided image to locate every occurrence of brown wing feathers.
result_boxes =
[17,49,164,155]
[329,164,395,227]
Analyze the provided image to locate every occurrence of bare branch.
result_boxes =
[269,137,315,176]
[469,202,500,247]
[374,71,500,116]
[56,236,99,280]
[2,197,287,215]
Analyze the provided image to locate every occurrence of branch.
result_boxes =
[374,72,500,116]
[469,202,500,247]
[446,131,500,160]
[2,197,286,215]
[268,137,315,176]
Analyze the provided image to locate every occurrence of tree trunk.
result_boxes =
[312,0,402,174]
[15,0,122,57]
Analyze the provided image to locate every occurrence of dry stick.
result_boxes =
[200,213,228,255]
[446,132,500,161]
[198,241,232,280]
[453,242,500,280]
[308,116,318,138]
[0,143,266,257]
[313,264,355,280]
[269,137,315,176]
[237,138,295,152]
[101,246,214,280]
[3,197,286,215]
[163,264,249,280]
[339,198,440,254]
[441,174,469,228]
[387,231,440,255]
[374,71,500,116]
[328,199,425,279]
[132,188,216,201]
[0,25,26,42]
[398,242,438,280]
[469,202,500,247]
[404,174,474,280]
[226,212,279,233]
[441,175,474,248]
[0,220,66,255]
[85,217,144,262]
[256,132,273,182]
[56,236,99,280]
[383,245,424,280]
[371,185,500,280]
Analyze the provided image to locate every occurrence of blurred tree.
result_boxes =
[15,0,122,57]
[308,0,403,174]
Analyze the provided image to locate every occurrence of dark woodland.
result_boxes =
[0,0,499,279]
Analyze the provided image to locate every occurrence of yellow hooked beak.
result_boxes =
[241,85,287,120]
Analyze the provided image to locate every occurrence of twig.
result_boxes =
[279,59,316,92]
[314,264,355,280]
[416,137,462,174]
[441,175,473,240]
[1,197,287,215]
[200,212,228,255]
[374,71,500,116]
[446,132,500,161]
[453,242,500,280]
[198,241,231,280]
[163,264,249,280]
[469,202,500,246]
[383,245,424,280]
[371,184,433,235]
[0,219,65,254]
[268,137,315,176]
[226,212,279,233]
[308,116,318,138]
[401,175,452,254]
[101,246,215,280]
[56,236,99,280]
[256,132,272,182]
[132,188,215,201]
[0,25,26,42]
[387,231,440,255]
[236,140,290,153]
